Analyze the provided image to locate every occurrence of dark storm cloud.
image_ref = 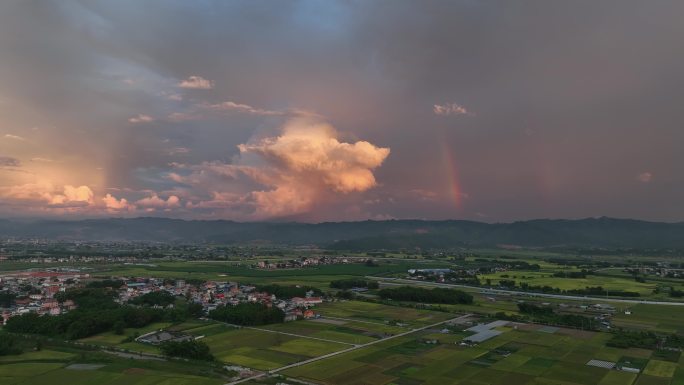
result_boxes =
[0,0,682,220]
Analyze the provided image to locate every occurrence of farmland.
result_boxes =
[282,321,684,385]
[3,248,684,385]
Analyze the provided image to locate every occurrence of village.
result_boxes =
[0,270,326,325]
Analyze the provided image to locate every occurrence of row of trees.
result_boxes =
[516,303,597,330]
[565,286,640,297]
[4,304,167,340]
[377,286,473,304]
[607,330,660,349]
[552,270,592,279]
[129,291,176,307]
[329,279,379,290]
[208,303,285,326]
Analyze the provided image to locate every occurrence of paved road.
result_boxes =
[225,313,472,385]
[368,277,684,306]
[269,313,472,373]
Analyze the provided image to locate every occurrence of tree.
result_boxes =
[0,292,16,308]
[113,321,126,335]
[0,333,22,356]
[160,340,214,361]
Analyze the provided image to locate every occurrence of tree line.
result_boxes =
[208,302,284,326]
[329,279,379,290]
[4,287,201,340]
[377,286,473,304]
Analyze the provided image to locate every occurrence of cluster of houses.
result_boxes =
[407,267,481,283]
[1,271,327,325]
[0,270,87,323]
[255,255,355,270]
[122,278,324,319]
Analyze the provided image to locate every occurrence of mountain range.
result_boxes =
[1,217,683,250]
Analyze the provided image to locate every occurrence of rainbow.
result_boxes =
[441,139,462,209]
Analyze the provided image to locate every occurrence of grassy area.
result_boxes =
[0,348,230,385]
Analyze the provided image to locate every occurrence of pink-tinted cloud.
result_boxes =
[177,75,213,89]
[203,101,318,118]
[50,185,94,205]
[0,183,94,208]
[177,118,391,218]
[136,194,181,210]
[3,134,26,141]
[637,172,653,183]
[128,114,154,123]
[102,193,135,211]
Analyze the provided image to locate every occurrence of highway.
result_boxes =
[367,276,684,306]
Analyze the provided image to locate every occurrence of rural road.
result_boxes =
[368,277,684,306]
[224,313,473,385]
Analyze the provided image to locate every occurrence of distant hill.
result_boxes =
[0,217,683,250]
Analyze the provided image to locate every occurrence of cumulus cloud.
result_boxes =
[128,114,154,123]
[0,183,94,208]
[102,193,135,211]
[637,172,653,183]
[176,118,390,218]
[433,103,471,116]
[50,185,94,205]
[177,75,213,89]
[0,156,20,167]
[136,194,181,211]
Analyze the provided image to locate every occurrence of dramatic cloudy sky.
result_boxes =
[1,1,683,222]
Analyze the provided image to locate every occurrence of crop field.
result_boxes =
[282,322,684,385]
[178,322,349,370]
[313,300,455,327]
[613,304,684,334]
[480,271,656,295]
[262,318,407,345]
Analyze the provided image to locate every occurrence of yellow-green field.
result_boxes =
[178,322,349,370]
[480,271,656,295]
[282,323,682,385]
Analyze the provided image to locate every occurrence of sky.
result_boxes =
[0,0,683,222]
